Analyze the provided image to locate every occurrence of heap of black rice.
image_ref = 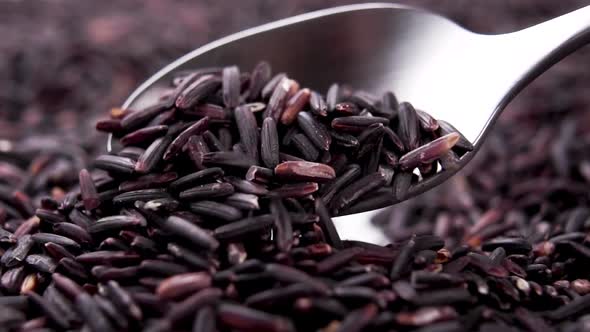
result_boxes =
[2,1,590,331]
[0,61,588,332]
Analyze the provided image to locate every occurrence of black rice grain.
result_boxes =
[261,118,280,168]
[217,302,295,332]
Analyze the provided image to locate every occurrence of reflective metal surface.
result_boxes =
[113,3,590,244]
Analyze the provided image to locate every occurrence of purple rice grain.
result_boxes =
[331,116,390,133]
[26,291,70,330]
[92,265,139,281]
[101,280,143,321]
[76,292,116,332]
[113,188,171,205]
[192,305,216,332]
[25,254,57,273]
[330,131,360,150]
[59,257,91,280]
[78,169,100,211]
[399,133,460,171]
[264,77,292,122]
[169,167,223,193]
[189,200,243,222]
[44,242,75,261]
[297,111,331,151]
[160,215,219,250]
[166,288,222,326]
[166,243,211,271]
[139,260,189,277]
[437,120,474,152]
[3,234,34,266]
[156,272,212,300]
[163,117,209,161]
[1,266,27,293]
[334,102,361,116]
[331,172,385,214]
[186,103,227,120]
[120,102,170,132]
[234,105,260,161]
[261,117,280,168]
[270,199,293,252]
[241,102,267,113]
[390,235,416,280]
[272,182,319,198]
[94,155,136,175]
[335,303,378,332]
[99,237,131,252]
[217,302,295,332]
[261,73,287,100]
[135,136,173,174]
[290,133,320,161]
[314,198,342,249]
[119,171,178,192]
[88,215,142,235]
[201,151,256,169]
[392,172,413,201]
[178,182,234,200]
[120,125,169,147]
[224,193,260,210]
[249,61,272,101]
[281,88,311,125]
[416,109,440,132]
[246,165,274,183]
[32,233,80,249]
[75,251,141,265]
[222,66,241,109]
[325,84,340,112]
[213,214,274,240]
[94,294,130,329]
[309,91,328,117]
[52,223,92,245]
[175,75,221,110]
[35,208,67,225]
[218,127,233,150]
[315,247,364,274]
[225,176,269,195]
[274,161,335,183]
[397,102,421,151]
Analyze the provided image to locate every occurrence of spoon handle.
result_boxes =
[499,5,590,102]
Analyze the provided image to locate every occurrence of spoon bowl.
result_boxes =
[112,3,590,244]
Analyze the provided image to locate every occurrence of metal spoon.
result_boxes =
[110,3,590,244]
